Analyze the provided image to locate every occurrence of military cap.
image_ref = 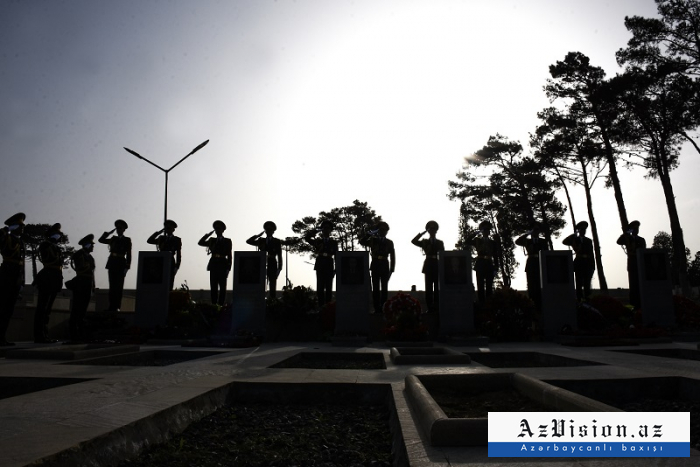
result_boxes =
[425,220,439,231]
[628,220,640,229]
[479,220,492,230]
[164,219,178,229]
[115,219,128,230]
[576,221,589,230]
[4,212,26,227]
[263,221,277,231]
[377,221,390,231]
[213,220,226,231]
[46,223,62,237]
[78,234,95,246]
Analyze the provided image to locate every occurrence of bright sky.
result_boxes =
[2,0,698,295]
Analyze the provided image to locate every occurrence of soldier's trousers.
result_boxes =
[574,266,594,301]
[70,278,91,341]
[0,263,22,341]
[474,259,494,304]
[107,267,125,311]
[424,272,439,312]
[371,270,390,313]
[209,270,228,306]
[315,269,334,306]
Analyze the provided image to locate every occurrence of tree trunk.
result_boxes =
[594,106,629,230]
[657,154,691,295]
[580,161,608,292]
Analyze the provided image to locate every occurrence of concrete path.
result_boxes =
[1,340,699,466]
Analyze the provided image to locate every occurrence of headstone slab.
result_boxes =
[231,251,267,336]
[134,251,172,328]
[637,248,675,327]
[539,250,577,339]
[437,250,474,338]
[334,251,370,335]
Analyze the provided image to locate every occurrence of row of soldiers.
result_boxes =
[1,210,647,346]
[515,219,647,311]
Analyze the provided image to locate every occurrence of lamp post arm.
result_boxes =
[168,139,209,172]
[123,147,167,173]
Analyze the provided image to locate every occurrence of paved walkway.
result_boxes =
[0,340,699,466]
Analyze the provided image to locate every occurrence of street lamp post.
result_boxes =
[124,140,209,223]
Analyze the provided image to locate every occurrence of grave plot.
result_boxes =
[4,344,140,361]
[0,376,95,401]
[390,347,471,364]
[544,376,700,451]
[268,351,386,369]
[64,350,229,367]
[405,373,618,446]
[466,351,606,368]
[44,382,402,467]
[609,347,700,362]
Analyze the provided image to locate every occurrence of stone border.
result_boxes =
[405,372,621,447]
[4,344,140,361]
[390,347,471,365]
[36,382,408,467]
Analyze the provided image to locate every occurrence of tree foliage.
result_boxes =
[448,134,567,286]
[288,200,382,259]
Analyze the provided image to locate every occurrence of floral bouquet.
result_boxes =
[382,292,428,341]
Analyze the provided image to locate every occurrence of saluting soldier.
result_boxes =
[69,234,95,343]
[563,221,595,302]
[0,213,26,346]
[466,220,501,304]
[304,220,338,306]
[515,222,549,311]
[412,220,445,313]
[98,219,131,311]
[34,223,64,343]
[359,222,395,314]
[617,220,646,310]
[247,221,283,299]
[198,220,233,306]
[147,220,182,290]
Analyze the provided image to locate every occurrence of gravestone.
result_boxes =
[437,250,474,338]
[134,251,172,328]
[637,248,675,327]
[231,251,266,336]
[334,251,370,336]
[539,250,577,339]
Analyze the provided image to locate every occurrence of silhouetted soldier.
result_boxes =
[466,220,501,304]
[412,220,445,313]
[304,220,338,306]
[0,213,26,346]
[34,223,63,343]
[617,220,646,310]
[247,221,283,299]
[199,220,233,306]
[563,221,595,302]
[147,220,182,290]
[98,219,131,311]
[359,222,395,314]
[515,223,549,311]
[69,234,95,343]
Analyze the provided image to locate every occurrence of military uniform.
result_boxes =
[199,220,233,305]
[147,220,182,290]
[304,222,338,306]
[0,213,26,346]
[467,221,501,304]
[69,235,95,342]
[359,222,395,313]
[247,221,283,299]
[617,221,646,309]
[98,220,131,311]
[34,223,63,343]
[412,221,445,313]
[515,230,548,310]
[563,221,595,301]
